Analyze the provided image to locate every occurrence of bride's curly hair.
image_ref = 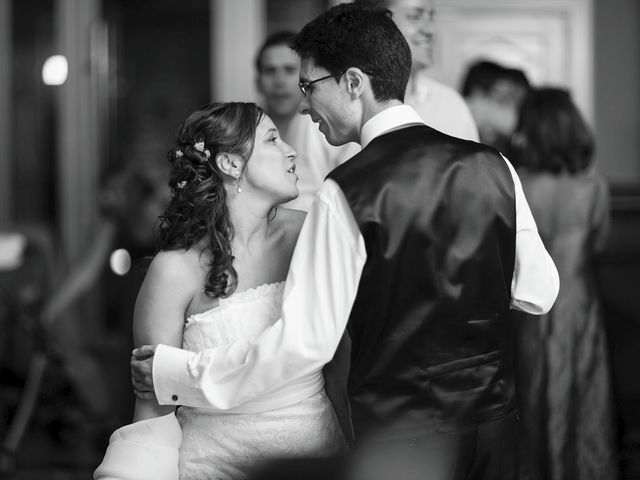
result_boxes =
[159,102,264,298]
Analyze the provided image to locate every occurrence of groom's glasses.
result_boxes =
[298,71,345,97]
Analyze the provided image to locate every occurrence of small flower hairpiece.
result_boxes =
[194,141,205,153]
[176,180,187,189]
[175,149,183,158]
[204,149,211,159]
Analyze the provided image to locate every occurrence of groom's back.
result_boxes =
[328,124,517,439]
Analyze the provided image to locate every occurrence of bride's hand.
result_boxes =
[131,345,157,400]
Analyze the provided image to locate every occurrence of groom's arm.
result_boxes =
[149,179,366,410]
[504,157,560,314]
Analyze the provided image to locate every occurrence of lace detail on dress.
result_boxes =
[186,282,285,325]
[218,281,286,306]
[182,282,285,352]
[177,281,346,480]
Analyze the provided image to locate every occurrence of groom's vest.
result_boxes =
[327,125,517,439]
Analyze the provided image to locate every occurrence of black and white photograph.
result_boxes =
[0,0,638,479]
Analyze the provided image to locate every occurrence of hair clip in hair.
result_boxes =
[194,141,205,153]
[176,180,187,189]
[204,149,211,159]
[175,149,183,158]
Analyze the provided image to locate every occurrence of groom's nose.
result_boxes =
[298,95,310,116]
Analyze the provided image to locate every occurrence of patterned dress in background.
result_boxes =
[513,171,618,480]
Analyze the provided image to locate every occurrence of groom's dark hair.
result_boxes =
[291,3,411,103]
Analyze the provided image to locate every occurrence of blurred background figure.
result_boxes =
[0,159,170,475]
[39,157,172,431]
[255,31,358,211]
[356,0,479,141]
[460,59,530,153]
[510,87,618,480]
[43,159,171,335]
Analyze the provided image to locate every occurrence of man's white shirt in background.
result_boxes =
[405,71,479,142]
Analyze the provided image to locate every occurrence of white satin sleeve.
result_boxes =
[152,179,367,410]
[504,156,560,314]
[93,413,182,480]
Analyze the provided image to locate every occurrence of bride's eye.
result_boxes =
[269,136,278,143]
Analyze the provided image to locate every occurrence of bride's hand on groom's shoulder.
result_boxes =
[131,345,157,400]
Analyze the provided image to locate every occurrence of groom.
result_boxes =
[132,5,558,478]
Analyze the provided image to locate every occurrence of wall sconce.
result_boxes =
[42,54,68,86]
[109,248,132,276]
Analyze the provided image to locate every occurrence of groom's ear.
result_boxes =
[216,152,244,178]
[345,67,366,99]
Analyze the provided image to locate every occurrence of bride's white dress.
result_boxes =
[177,282,346,480]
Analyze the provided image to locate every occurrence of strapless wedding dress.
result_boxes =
[177,282,346,480]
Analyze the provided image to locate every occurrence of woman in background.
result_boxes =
[511,87,618,480]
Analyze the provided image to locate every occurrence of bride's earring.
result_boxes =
[235,171,242,193]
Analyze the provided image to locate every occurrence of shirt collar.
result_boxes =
[360,104,426,148]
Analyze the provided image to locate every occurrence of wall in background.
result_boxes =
[0,1,12,225]
[432,0,594,126]
[594,0,640,185]
[266,0,329,35]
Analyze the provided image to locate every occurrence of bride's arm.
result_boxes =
[94,250,193,480]
[132,250,194,421]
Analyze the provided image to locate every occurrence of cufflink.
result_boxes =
[171,394,178,401]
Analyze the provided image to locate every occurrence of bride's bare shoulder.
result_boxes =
[146,247,203,285]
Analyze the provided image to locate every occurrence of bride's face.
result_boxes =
[242,115,298,204]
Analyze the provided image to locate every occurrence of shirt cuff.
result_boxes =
[153,344,196,405]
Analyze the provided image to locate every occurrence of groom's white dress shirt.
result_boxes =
[153,105,559,411]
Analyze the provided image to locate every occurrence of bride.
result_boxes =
[94,102,346,479]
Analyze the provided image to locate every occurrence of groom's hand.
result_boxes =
[131,345,157,400]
